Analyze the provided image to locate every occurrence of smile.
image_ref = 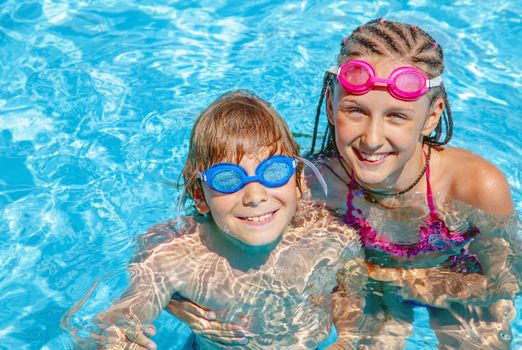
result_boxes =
[354,149,392,163]
[238,210,277,225]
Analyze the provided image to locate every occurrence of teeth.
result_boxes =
[360,152,388,161]
[246,213,272,222]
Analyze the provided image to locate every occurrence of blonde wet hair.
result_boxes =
[182,90,302,200]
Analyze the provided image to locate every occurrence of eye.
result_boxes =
[340,105,365,116]
[388,113,408,121]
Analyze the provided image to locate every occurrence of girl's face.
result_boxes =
[327,57,443,190]
[196,151,299,248]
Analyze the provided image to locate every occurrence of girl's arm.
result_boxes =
[368,264,488,308]
[369,225,521,308]
[328,256,368,349]
[165,298,255,344]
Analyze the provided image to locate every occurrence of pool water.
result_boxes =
[0,0,521,349]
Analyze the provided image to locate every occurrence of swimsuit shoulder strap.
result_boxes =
[424,148,437,217]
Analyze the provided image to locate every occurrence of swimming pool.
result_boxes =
[1,0,521,348]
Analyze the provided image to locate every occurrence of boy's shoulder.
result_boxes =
[291,200,358,242]
[133,215,209,262]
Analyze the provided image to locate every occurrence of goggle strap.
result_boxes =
[297,157,328,198]
[327,66,339,75]
[176,182,189,227]
[427,75,442,88]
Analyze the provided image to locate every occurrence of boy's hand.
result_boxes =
[101,323,157,350]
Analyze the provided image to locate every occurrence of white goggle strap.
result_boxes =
[427,75,442,88]
[327,66,340,75]
[176,182,189,227]
[297,157,328,198]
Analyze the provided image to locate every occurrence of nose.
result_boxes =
[361,118,385,151]
[242,181,268,207]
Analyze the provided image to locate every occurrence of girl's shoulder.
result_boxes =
[434,146,514,216]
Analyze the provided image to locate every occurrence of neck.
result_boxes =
[201,219,281,271]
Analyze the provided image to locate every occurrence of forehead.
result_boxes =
[361,56,413,76]
[214,146,280,166]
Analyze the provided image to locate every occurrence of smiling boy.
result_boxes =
[94,90,366,349]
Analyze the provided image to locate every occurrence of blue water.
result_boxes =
[1,0,521,349]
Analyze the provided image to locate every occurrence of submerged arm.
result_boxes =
[328,256,368,349]
[369,231,520,308]
[93,243,179,349]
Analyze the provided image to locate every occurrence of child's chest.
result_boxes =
[177,233,352,321]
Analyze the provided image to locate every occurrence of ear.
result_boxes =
[326,86,336,125]
[193,187,210,215]
[422,95,444,136]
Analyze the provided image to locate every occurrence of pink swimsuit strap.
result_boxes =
[344,150,480,258]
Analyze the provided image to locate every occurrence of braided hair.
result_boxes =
[310,18,453,156]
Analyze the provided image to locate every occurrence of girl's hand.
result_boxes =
[166,298,257,345]
[101,323,157,350]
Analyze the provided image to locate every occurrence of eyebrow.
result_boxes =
[339,97,417,114]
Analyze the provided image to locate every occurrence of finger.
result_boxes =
[166,299,216,321]
[125,343,149,350]
[103,325,127,347]
[142,324,157,337]
[198,331,251,346]
[126,327,157,350]
[191,318,258,339]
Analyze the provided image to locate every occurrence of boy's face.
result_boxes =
[199,152,298,247]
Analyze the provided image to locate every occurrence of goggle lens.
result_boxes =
[394,71,425,93]
[342,64,371,85]
[211,169,242,192]
[262,161,292,185]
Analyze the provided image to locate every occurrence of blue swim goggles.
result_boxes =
[176,155,327,224]
[197,155,298,193]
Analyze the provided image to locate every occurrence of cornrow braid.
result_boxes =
[366,26,402,54]
[409,25,418,44]
[310,70,334,155]
[383,20,411,50]
[311,18,453,157]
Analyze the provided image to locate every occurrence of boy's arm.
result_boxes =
[327,256,368,350]
[93,252,177,349]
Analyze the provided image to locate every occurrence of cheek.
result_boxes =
[204,191,237,219]
[273,180,299,206]
[334,116,357,143]
[388,123,424,148]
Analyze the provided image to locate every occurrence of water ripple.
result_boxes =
[0,1,521,348]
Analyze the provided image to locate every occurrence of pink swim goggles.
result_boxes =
[331,59,442,101]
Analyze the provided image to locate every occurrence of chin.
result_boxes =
[244,236,280,247]
[353,169,389,186]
